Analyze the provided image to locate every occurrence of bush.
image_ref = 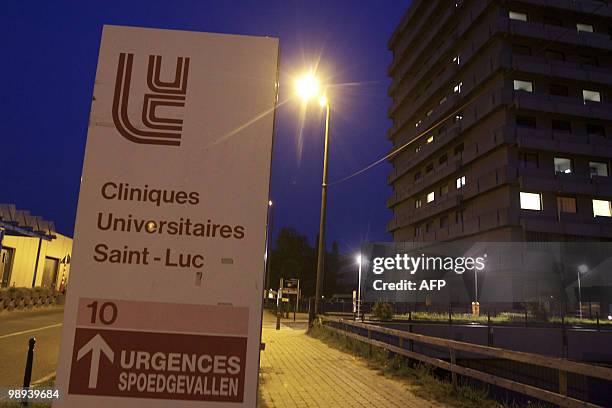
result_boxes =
[0,287,60,312]
[372,300,394,320]
[522,300,549,322]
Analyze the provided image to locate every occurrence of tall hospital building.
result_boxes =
[387,0,612,243]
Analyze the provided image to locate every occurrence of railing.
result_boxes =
[318,315,612,408]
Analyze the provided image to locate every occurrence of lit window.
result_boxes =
[557,197,577,214]
[415,145,422,153]
[455,113,463,122]
[427,135,434,144]
[583,89,601,103]
[554,157,572,174]
[456,175,466,189]
[453,55,460,65]
[415,120,422,128]
[590,161,609,177]
[593,199,612,217]
[513,80,533,92]
[577,23,594,33]
[453,82,463,93]
[520,192,542,211]
[509,11,528,22]
[415,198,422,209]
[427,191,435,203]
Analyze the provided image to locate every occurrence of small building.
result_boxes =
[0,204,72,290]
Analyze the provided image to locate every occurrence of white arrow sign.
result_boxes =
[76,334,114,389]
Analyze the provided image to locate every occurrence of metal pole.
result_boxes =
[315,102,330,315]
[31,237,43,288]
[357,254,362,319]
[578,271,582,319]
[474,268,478,303]
[264,201,275,292]
[22,337,36,406]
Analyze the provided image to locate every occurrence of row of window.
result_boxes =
[516,115,607,137]
[520,192,612,218]
[414,175,466,209]
[509,10,607,37]
[513,79,604,103]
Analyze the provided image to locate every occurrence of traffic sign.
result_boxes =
[54,25,278,407]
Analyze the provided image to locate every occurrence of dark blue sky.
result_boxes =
[1,0,409,254]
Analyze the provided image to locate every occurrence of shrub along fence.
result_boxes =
[0,287,64,312]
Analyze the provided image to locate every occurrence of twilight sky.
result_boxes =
[0,0,409,254]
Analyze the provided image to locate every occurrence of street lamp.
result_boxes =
[295,72,330,315]
[356,254,362,319]
[577,264,588,319]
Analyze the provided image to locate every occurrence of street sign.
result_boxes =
[54,25,278,407]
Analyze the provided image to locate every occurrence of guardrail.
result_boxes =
[318,315,612,408]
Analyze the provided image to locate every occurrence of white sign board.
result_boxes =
[54,25,278,407]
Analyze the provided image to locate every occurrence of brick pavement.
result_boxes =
[258,312,444,408]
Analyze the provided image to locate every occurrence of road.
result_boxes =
[0,307,64,388]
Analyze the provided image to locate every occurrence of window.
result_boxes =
[456,175,466,189]
[426,163,434,173]
[577,23,594,33]
[512,44,531,56]
[543,17,562,27]
[453,55,461,65]
[438,125,447,135]
[414,225,422,237]
[427,135,434,144]
[587,124,605,137]
[414,171,421,181]
[426,221,433,233]
[454,143,464,156]
[545,50,565,61]
[415,145,422,153]
[593,199,612,217]
[590,161,609,177]
[427,191,435,203]
[552,120,571,133]
[583,89,601,103]
[453,82,463,94]
[415,198,422,209]
[554,157,573,174]
[439,154,448,165]
[455,210,464,223]
[440,215,449,228]
[514,80,533,92]
[520,152,539,168]
[454,112,463,122]
[520,192,542,211]
[579,55,598,66]
[415,120,422,128]
[439,96,447,105]
[426,109,433,117]
[509,11,528,22]
[440,184,449,195]
[557,197,577,214]
[516,115,536,128]
[550,84,568,97]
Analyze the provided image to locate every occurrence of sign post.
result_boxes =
[54,25,279,407]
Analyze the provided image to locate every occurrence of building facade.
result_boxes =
[387,0,612,243]
[0,204,72,290]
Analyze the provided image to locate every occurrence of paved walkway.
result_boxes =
[259,312,443,408]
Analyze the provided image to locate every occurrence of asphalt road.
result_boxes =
[0,307,64,388]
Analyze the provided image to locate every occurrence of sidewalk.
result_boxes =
[259,311,442,408]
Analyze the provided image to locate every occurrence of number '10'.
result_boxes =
[86,301,118,325]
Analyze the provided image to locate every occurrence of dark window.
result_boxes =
[455,210,464,224]
[516,115,537,128]
[454,143,464,155]
[557,197,577,214]
[414,172,421,181]
[519,152,539,168]
[426,221,433,233]
[587,124,605,137]
[438,125,447,135]
[543,17,563,27]
[552,120,571,133]
[426,163,434,173]
[512,44,531,56]
[579,54,598,66]
[414,226,422,237]
[545,49,565,61]
[550,84,568,96]
[440,215,449,228]
[439,154,448,165]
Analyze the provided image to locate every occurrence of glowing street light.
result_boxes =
[295,72,330,315]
